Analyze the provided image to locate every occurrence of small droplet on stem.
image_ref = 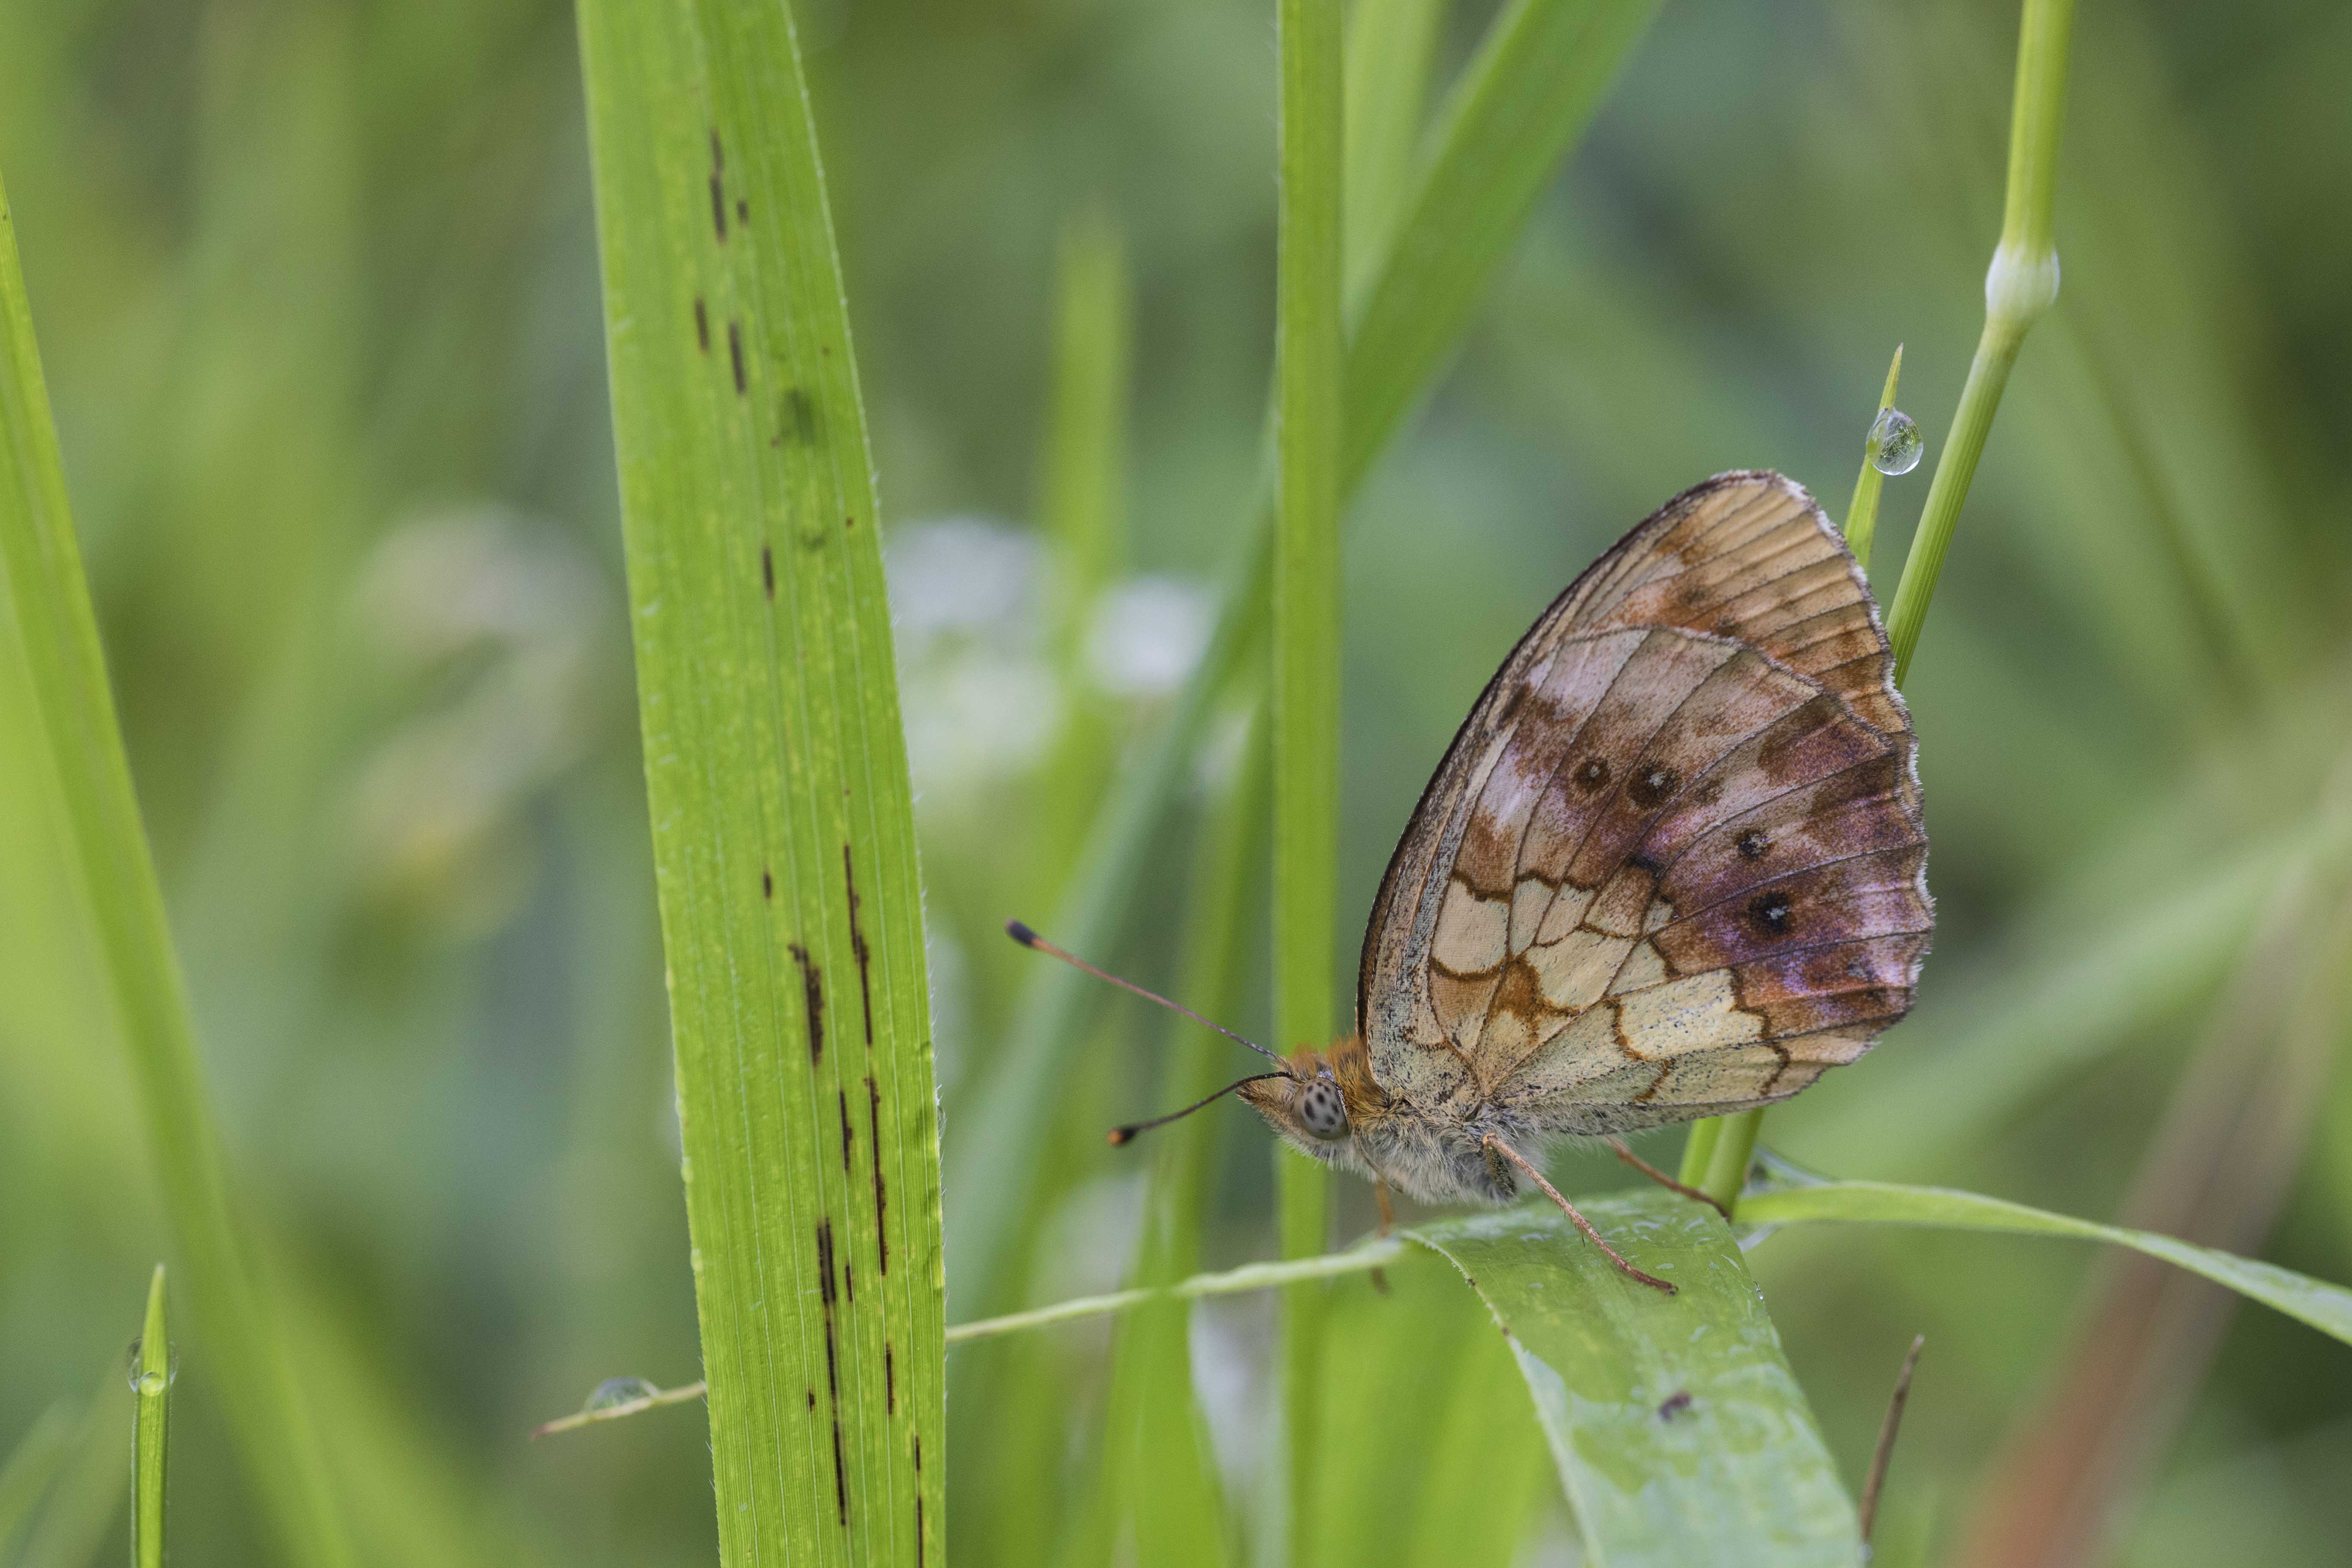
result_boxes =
[1868,408,1923,475]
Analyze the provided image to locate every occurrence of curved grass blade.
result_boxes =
[1738,1181,2352,1348]
[951,0,1665,1318]
[0,170,354,1568]
[575,1,945,1561]
[1409,1193,1862,1567]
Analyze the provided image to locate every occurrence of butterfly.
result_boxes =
[1013,471,1931,1290]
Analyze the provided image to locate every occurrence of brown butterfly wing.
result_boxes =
[1357,471,1929,1129]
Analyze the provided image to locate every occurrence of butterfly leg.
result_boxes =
[1369,1178,1397,1295]
[1482,1133,1674,1294]
[1608,1137,1730,1220]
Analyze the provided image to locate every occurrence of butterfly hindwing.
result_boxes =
[1358,471,1930,1133]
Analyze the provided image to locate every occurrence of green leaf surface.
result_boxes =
[1409,1193,1862,1567]
[575,2,945,1563]
[1740,1180,2352,1348]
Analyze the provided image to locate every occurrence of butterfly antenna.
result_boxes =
[1004,919,1290,1069]
[1107,1073,1286,1146]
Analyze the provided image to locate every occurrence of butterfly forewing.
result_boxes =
[1358,471,1930,1134]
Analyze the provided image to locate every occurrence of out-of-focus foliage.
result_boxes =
[2,1,2349,1565]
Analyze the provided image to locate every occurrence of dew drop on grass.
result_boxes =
[584,1376,661,1412]
[1869,408,1923,475]
[124,1337,177,1393]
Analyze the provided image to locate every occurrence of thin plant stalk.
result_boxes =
[1884,0,2075,682]
[1274,0,1344,1558]
[132,1266,169,1568]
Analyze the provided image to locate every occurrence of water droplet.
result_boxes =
[124,1337,177,1392]
[1869,408,1923,475]
[584,1376,660,1412]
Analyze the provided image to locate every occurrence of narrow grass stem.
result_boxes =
[530,1380,711,1440]
[1700,1109,1766,1212]
[956,1239,1407,1346]
[1677,1118,1724,1190]
[132,1266,169,1568]
[537,1233,1409,1429]
[1884,0,2075,681]
[1842,344,1906,577]
[1886,314,2032,682]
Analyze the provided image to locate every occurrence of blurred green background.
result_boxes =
[4,0,2350,1564]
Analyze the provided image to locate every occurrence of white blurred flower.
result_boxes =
[885,514,1046,648]
[1084,573,1213,699]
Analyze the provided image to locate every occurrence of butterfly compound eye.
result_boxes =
[1298,1078,1350,1141]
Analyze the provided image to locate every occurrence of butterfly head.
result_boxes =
[1238,1038,1383,1165]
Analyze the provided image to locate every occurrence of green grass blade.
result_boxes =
[1410,1193,1863,1565]
[1029,211,1133,907]
[0,171,354,1568]
[1275,0,1344,1557]
[1841,344,1905,577]
[574,2,945,1562]
[1343,0,1449,288]
[950,0,1665,1319]
[1739,1181,2352,1349]
[0,1403,76,1557]
[1342,0,1663,487]
[14,1372,129,1568]
[132,1266,169,1568]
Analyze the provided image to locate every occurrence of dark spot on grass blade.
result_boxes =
[838,1088,853,1172]
[694,297,708,353]
[885,1344,895,1414]
[784,386,819,444]
[762,543,774,598]
[728,321,745,393]
[789,943,825,1064]
[710,173,728,241]
[844,846,873,1047]
[866,1074,888,1274]
[830,1417,847,1524]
